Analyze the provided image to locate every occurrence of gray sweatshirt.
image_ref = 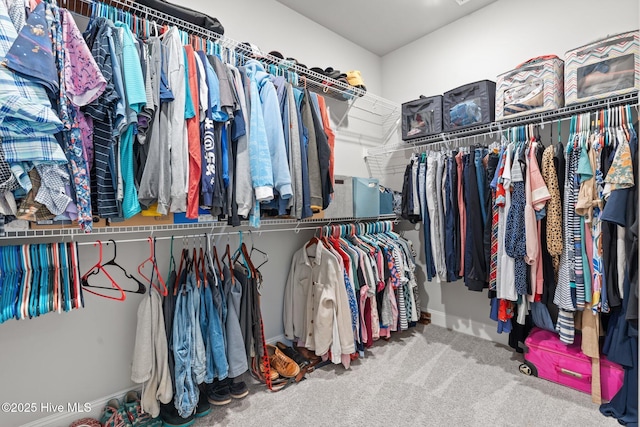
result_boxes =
[230,65,253,217]
[137,37,172,213]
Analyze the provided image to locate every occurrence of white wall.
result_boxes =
[0,1,385,425]
[381,0,639,343]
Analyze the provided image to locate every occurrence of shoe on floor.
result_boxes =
[276,341,310,368]
[100,399,132,427]
[122,390,163,427]
[294,345,321,363]
[229,377,249,399]
[207,378,232,406]
[256,357,280,381]
[267,344,301,378]
[159,402,195,427]
[195,392,211,418]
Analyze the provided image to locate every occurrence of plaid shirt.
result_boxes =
[0,2,66,163]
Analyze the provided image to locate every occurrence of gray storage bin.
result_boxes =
[353,177,380,218]
[324,175,354,219]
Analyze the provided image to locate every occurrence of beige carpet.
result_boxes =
[195,324,620,427]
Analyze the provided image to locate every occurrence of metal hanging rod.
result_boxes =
[74,217,400,246]
[367,92,639,157]
[0,215,399,240]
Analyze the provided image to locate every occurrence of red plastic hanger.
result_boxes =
[138,237,168,296]
[81,241,126,302]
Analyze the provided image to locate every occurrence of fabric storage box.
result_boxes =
[353,177,379,218]
[496,55,564,120]
[522,328,624,401]
[565,30,639,105]
[174,208,218,224]
[443,80,496,131]
[401,95,443,141]
[324,175,354,219]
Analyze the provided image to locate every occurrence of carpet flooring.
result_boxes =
[195,324,620,427]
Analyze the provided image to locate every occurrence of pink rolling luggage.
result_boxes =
[520,327,624,401]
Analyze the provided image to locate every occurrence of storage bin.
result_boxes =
[174,208,217,224]
[443,80,496,131]
[353,177,379,218]
[401,95,443,141]
[565,30,639,105]
[379,186,394,215]
[324,175,354,219]
[522,328,624,401]
[496,55,564,120]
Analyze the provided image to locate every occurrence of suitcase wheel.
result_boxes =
[519,361,538,377]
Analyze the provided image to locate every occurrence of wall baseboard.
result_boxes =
[20,387,141,427]
[428,309,510,345]
[22,334,288,427]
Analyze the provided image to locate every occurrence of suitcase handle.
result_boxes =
[556,366,590,380]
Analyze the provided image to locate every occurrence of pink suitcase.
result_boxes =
[520,327,624,401]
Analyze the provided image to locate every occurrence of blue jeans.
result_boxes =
[173,273,198,417]
[200,279,229,382]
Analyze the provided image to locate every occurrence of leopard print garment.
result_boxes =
[541,145,563,271]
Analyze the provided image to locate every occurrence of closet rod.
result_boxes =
[74,225,321,246]
[73,218,400,246]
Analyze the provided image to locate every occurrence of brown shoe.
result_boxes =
[267,344,300,378]
[276,342,310,368]
[260,360,280,381]
[294,345,320,362]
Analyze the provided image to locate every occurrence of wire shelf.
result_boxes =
[366,92,639,158]
[0,215,399,240]
[68,0,401,124]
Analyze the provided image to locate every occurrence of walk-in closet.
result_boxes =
[0,0,637,426]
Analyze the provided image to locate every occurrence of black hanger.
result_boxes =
[82,240,146,295]
[81,241,127,301]
[248,230,268,270]
[102,240,146,294]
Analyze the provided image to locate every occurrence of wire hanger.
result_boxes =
[81,241,126,302]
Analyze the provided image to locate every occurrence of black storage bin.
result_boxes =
[443,80,496,131]
[401,95,443,141]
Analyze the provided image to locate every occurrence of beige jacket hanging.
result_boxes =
[131,288,172,417]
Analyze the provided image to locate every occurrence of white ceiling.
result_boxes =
[276,0,499,56]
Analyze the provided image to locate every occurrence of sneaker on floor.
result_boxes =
[100,399,132,427]
[159,402,195,427]
[195,392,211,418]
[206,378,232,406]
[229,378,249,399]
[122,390,163,427]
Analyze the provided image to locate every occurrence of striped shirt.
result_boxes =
[83,18,120,218]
